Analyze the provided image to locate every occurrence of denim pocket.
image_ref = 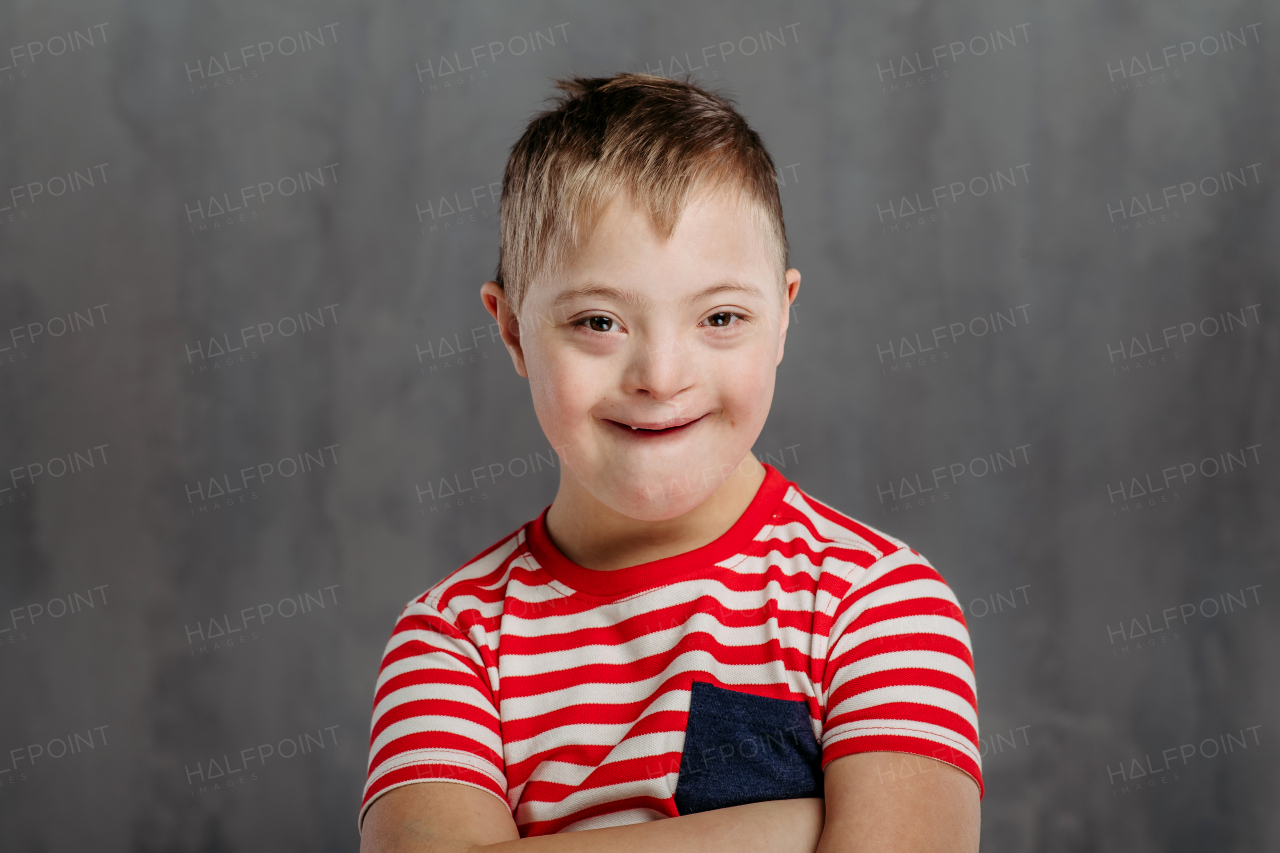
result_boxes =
[672,680,823,815]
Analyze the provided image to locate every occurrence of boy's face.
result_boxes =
[484,186,800,522]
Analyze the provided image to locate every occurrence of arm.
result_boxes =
[813,546,984,851]
[814,752,979,853]
[360,781,825,853]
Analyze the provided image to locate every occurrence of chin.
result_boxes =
[605,487,710,522]
[592,465,725,521]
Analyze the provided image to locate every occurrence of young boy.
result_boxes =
[360,73,982,853]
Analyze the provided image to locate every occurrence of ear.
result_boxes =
[480,280,529,378]
[776,268,802,366]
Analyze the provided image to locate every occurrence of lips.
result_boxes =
[606,414,705,434]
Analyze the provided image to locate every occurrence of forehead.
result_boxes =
[564,185,775,282]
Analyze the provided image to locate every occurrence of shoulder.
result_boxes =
[399,521,534,624]
[773,480,917,565]
[777,481,955,598]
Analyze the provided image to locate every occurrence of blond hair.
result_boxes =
[495,73,789,317]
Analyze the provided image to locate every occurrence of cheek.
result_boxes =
[527,346,597,428]
[716,337,777,411]
[723,370,773,419]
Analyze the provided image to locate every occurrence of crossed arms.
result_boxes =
[359,751,980,853]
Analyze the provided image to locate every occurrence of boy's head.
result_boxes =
[481,73,801,522]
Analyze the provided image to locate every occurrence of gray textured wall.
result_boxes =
[1,0,1277,850]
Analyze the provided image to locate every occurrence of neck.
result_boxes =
[543,453,767,571]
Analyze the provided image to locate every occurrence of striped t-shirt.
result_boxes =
[360,463,982,835]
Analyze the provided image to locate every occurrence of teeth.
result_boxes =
[631,425,638,430]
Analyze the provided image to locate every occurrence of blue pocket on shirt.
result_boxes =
[672,680,823,815]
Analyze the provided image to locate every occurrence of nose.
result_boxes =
[623,327,695,402]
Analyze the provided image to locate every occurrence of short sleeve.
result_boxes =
[359,596,510,833]
[819,546,983,796]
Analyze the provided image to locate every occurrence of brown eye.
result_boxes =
[705,311,743,328]
[586,316,613,332]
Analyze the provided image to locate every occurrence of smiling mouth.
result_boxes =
[606,415,705,436]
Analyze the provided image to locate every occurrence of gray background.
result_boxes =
[1,0,1277,850]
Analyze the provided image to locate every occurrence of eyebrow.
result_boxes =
[551,280,766,310]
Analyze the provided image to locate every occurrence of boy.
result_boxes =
[360,73,981,853]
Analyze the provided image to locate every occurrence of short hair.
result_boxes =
[495,72,789,317]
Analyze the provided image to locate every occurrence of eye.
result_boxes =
[576,315,616,333]
[703,311,746,328]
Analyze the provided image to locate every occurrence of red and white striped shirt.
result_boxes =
[360,463,982,835]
